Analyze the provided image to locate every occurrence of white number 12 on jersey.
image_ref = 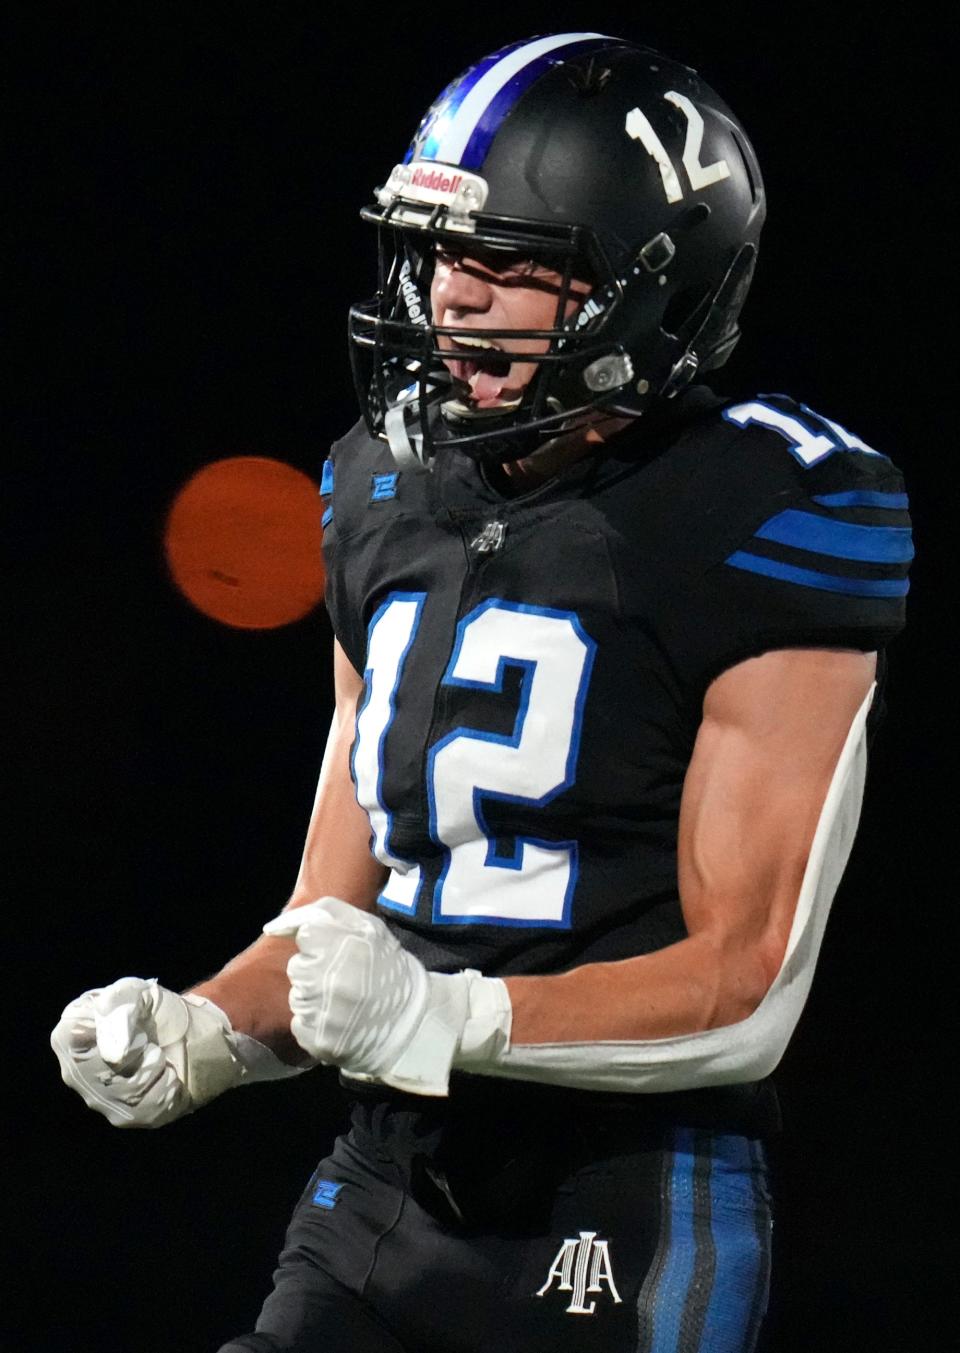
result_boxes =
[352,594,596,928]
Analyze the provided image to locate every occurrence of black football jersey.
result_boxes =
[321,388,910,982]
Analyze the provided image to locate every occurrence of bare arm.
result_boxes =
[504,647,877,1046]
[189,640,387,1057]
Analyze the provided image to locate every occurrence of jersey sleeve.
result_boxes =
[656,396,913,703]
[319,420,374,676]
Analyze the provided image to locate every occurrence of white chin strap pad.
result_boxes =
[385,402,428,471]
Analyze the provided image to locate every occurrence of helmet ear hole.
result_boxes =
[661,285,711,340]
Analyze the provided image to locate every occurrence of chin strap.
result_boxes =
[384,368,471,471]
[385,400,431,471]
[384,369,623,470]
[385,390,534,471]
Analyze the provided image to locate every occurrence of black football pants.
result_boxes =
[217,1078,772,1353]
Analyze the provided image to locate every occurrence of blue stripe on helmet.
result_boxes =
[408,33,616,171]
[754,509,914,563]
[406,38,532,165]
[811,490,909,510]
[725,551,910,597]
[460,37,618,169]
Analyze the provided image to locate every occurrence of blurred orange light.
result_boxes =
[163,456,325,629]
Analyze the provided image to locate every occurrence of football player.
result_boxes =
[51,34,911,1352]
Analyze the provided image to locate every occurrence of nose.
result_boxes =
[432,256,492,320]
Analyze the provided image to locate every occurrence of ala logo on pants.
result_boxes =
[535,1231,622,1315]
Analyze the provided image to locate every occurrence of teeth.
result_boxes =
[453,334,500,351]
[445,397,523,415]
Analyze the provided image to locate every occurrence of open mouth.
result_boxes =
[444,336,517,406]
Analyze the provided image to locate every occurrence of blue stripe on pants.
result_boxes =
[649,1128,697,1352]
[699,1135,771,1351]
[640,1129,772,1353]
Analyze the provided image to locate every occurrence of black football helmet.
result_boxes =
[348,33,765,468]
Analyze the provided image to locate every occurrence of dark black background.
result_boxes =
[9,3,949,1350]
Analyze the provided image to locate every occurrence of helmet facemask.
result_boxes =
[349,203,633,469]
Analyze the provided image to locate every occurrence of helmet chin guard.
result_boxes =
[348,34,765,469]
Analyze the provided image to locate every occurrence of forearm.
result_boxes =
[189,935,305,1061]
[504,929,771,1045]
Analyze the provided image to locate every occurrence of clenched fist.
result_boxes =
[264,898,511,1097]
[51,976,303,1127]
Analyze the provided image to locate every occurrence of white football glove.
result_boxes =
[263,898,512,1097]
[51,977,303,1128]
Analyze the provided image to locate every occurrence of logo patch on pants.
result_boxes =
[535,1231,622,1315]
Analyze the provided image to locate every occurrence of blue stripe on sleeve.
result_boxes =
[811,490,909,509]
[754,509,913,563]
[725,551,910,596]
[322,505,333,528]
[320,459,334,496]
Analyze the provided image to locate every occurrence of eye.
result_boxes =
[434,245,532,275]
[433,245,463,268]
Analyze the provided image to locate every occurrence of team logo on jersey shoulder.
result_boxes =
[370,472,399,502]
[535,1230,622,1315]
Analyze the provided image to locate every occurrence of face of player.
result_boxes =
[430,244,592,411]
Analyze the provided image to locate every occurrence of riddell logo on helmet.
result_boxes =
[398,259,428,327]
[410,167,463,195]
